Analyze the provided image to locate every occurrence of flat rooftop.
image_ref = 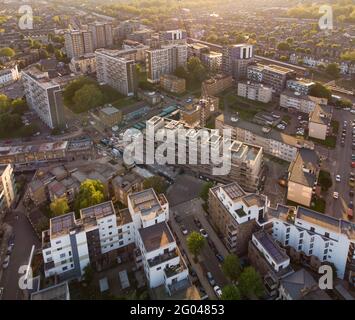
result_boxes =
[138,222,174,252]
[31,282,69,300]
[100,106,121,116]
[128,188,163,220]
[253,230,289,264]
[50,212,76,238]
[80,201,116,221]
[309,104,332,125]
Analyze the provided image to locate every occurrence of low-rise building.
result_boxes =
[237,81,272,103]
[201,74,233,97]
[0,64,20,87]
[112,172,143,206]
[180,97,218,127]
[69,54,97,75]
[280,90,328,114]
[308,104,332,141]
[160,74,186,94]
[286,78,315,95]
[287,149,319,207]
[99,106,123,127]
[0,164,16,214]
[208,182,268,255]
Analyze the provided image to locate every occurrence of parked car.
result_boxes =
[200,228,208,238]
[180,224,188,235]
[336,175,341,182]
[2,255,10,269]
[213,285,222,298]
[207,272,216,286]
[6,244,14,255]
[350,190,354,197]
[193,217,202,229]
[215,254,224,263]
[333,192,339,199]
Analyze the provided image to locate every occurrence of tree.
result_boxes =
[199,182,213,202]
[11,98,28,115]
[277,42,290,51]
[221,254,241,281]
[73,84,104,113]
[309,83,332,100]
[0,47,15,57]
[63,76,96,106]
[187,231,205,261]
[318,170,332,192]
[143,176,168,194]
[50,197,70,217]
[174,66,189,80]
[325,63,340,78]
[75,179,105,211]
[221,285,241,300]
[238,266,264,299]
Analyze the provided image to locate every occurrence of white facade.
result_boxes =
[146,44,187,83]
[96,49,137,96]
[69,54,97,74]
[0,65,19,87]
[237,81,272,103]
[270,207,355,279]
[286,79,314,95]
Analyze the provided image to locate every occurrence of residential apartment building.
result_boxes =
[222,44,254,80]
[201,74,233,97]
[122,40,149,62]
[160,74,186,94]
[159,29,187,46]
[286,79,315,95]
[0,64,20,87]
[247,64,296,94]
[180,97,218,127]
[143,116,263,191]
[216,114,314,162]
[208,182,268,255]
[96,49,137,96]
[237,81,272,103]
[112,172,143,206]
[0,164,16,214]
[42,189,189,294]
[265,204,355,282]
[88,22,113,49]
[64,30,94,59]
[200,51,222,72]
[69,53,96,74]
[187,43,210,59]
[287,149,320,207]
[308,104,332,141]
[280,90,328,114]
[248,230,294,297]
[21,66,67,129]
[145,44,187,83]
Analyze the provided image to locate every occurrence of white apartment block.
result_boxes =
[267,205,355,281]
[146,44,187,83]
[237,81,272,103]
[0,164,16,213]
[42,189,189,294]
[69,53,97,75]
[21,66,66,129]
[216,114,314,162]
[0,65,20,87]
[308,104,332,141]
[286,79,315,95]
[96,49,137,96]
[201,51,222,72]
[280,90,328,114]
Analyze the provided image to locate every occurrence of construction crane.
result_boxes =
[176,0,191,38]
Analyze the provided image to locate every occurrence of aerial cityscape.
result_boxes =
[0,0,355,303]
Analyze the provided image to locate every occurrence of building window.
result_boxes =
[62,266,68,271]
[60,253,65,259]
[323,255,327,261]
[325,232,330,238]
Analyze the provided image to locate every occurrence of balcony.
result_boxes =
[148,250,178,268]
[164,263,186,279]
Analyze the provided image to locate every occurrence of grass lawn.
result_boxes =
[309,135,337,149]
[310,198,326,213]
[111,97,139,109]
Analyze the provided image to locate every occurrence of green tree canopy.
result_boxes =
[72,84,104,113]
[221,284,241,300]
[143,176,168,194]
[238,266,264,299]
[325,63,340,78]
[277,42,291,51]
[221,254,241,281]
[199,182,213,202]
[0,47,15,57]
[187,231,205,261]
[75,179,105,211]
[309,83,332,100]
[50,197,70,217]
